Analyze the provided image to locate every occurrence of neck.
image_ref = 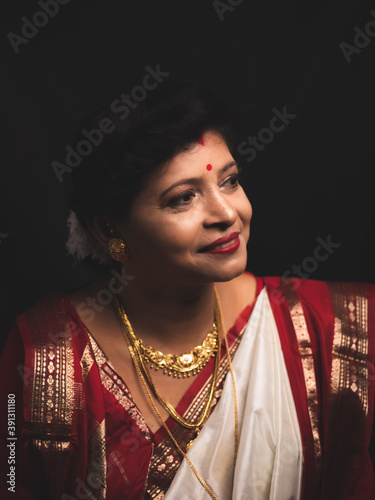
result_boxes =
[116,279,217,351]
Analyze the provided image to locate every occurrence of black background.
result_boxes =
[1,0,375,347]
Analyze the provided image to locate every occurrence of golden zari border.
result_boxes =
[27,310,76,496]
[280,278,322,469]
[87,330,153,442]
[81,342,95,382]
[328,282,368,415]
[30,322,75,433]
[27,304,108,499]
[85,418,107,499]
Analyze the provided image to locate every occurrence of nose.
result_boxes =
[203,190,237,229]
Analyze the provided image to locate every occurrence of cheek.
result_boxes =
[127,211,200,256]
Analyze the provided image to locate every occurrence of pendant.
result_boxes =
[140,327,219,377]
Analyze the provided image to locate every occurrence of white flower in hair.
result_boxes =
[66,210,112,265]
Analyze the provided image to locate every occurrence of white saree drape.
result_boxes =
[164,288,304,500]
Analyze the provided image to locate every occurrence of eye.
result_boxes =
[222,173,239,188]
[168,190,196,207]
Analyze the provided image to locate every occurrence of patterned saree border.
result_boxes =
[280,278,322,470]
[81,341,95,382]
[85,418,107,499]
[321,282,370,496]
[87,330,152,442]
[26,300,78,497]
[327,282,368,415]
[29,314,75,435]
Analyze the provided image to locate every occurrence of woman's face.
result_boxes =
[119,131,252,287]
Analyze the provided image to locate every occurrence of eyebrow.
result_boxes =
[160,161,239,198]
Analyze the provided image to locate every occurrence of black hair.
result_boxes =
[68,79,236,227]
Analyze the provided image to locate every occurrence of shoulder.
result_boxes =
[13,291,88,352]
[262,275,375,302]
[15,291,73,329]
[18,291,69,318]
[262,276,375,335]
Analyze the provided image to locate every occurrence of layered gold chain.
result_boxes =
[113,286,239,500]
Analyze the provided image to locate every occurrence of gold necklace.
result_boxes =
[113,294,221,431]
[113,287,239,500]
[139,323,219,378]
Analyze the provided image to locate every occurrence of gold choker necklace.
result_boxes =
[113,295,221,430]
[139,324,219,378]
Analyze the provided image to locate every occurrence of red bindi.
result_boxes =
[199,137,205,146]
[206,164,212,171]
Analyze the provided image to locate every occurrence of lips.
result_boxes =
[199,232,240,254]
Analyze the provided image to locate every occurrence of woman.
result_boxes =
[0,81,374,500]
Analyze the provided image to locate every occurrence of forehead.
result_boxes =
[156,132,231,180]
[125,132,235,217]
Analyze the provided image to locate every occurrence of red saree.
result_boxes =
[0,275,263,499]
[0,275,374,499]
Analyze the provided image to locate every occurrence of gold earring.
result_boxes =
[107,224,129,261]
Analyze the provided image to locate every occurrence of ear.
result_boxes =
[85,215,114,250]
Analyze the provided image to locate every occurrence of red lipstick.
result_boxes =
[199,232,240,255]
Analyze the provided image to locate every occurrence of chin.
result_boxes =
[213,264,247,283]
